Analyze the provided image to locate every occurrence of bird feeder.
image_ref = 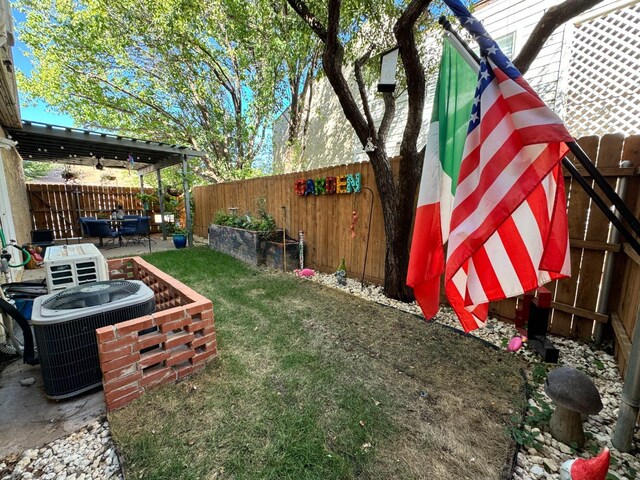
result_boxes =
[377,47,399,93]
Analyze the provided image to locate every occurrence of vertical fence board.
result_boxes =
[26,184,160,240]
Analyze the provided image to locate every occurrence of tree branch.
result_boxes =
[354,45,376,132]
[287,0,328,43]
[514,0,603,74]
[393,0,430,172]
[68,65,187,129]
[377,92,396,141]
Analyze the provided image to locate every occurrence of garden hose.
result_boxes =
[0,227,31,268]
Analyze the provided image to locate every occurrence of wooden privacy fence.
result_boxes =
[27,184,160,240]
[193,134,640,356]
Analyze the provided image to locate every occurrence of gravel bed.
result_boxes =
[0,420,122,480]
[2,270,638,479]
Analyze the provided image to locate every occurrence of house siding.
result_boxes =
[1,129,31,247]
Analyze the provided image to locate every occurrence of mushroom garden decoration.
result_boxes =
[544,366,603,447]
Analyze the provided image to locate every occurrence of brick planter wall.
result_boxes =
[96,257,216,411]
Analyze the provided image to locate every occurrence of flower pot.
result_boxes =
[173,234,187,249]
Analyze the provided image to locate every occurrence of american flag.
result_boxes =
[442,0,574,331]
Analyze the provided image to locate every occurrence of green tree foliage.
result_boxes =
[22,160,52,180]
[15,0,319,182]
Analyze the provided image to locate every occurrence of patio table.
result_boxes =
[106,218,138,247]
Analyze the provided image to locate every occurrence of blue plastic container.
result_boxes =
[14,298,34,321]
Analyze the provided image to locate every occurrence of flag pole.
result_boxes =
[438,16,640,257]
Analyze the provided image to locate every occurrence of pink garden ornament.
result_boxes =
[507,335,527,352]
[294,268,315,278]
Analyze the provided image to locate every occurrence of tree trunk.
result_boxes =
[367,149,416,301]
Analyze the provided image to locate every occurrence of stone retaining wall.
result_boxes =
[96,257,216,411]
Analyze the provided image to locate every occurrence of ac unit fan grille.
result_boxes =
[43,280,141,310]
[33,298,155,399]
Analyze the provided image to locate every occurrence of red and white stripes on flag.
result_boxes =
[444,58,573,332]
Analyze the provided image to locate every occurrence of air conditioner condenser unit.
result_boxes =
[31,280,155,399]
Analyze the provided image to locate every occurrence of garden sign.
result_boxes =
[294,173,361,196]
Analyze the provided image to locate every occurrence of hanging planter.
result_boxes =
[166,186,183,197]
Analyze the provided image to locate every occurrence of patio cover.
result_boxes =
[7,120,206,246]
[6,120,205,173]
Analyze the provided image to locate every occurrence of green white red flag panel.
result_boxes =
[408,0,573,332]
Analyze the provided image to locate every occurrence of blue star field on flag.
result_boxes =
[442,0,521,135]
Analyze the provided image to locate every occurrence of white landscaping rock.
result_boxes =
[0,420,123,479]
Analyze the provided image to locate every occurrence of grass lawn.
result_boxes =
[109,247,526,479]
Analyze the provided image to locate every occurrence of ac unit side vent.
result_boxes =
[33,297,155,399]
[78,275,98,283]
[44,244,108,293]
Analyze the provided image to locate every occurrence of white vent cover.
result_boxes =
[44,244,108,293]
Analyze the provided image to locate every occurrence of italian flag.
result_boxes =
[406,37,477,319]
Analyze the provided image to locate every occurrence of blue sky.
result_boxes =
[13,9,75,127]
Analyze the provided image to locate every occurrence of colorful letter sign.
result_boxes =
[294,173,361,196]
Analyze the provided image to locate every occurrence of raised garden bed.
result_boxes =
[208,224,299,271]
[95,257,217,411]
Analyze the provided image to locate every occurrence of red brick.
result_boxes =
[164,332,194,350]
[186,300,211,316]
[140,349,168,369]
[201,326,216,336]
[104,370,142,391]
[101,351,141,372]
[160,316,192,333]
[96,326,116,342]
[140,366,173,388]
[98,333,137,354]
[166,347,195,367]
[190,335,208,349]
[153,307,186,325]
[99,346,134,364]
[201,310,214,321]
[105,383,140,404]
[106,388,143,412]
[186,318,213,333]
[103,363,138,383]
[175,363,194,379]
[116,316,154,335]
[136,332,167,351]
[191,349,217,365]
[155,369,178,388]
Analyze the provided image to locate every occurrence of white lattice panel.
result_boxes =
[565,3,640,137]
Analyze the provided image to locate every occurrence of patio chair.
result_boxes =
[135,216,155,252]
[85,220,118,248]
[120,217,140,245]
[79,217,96,237]
[30,229,55,254]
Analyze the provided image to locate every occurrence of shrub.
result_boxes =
[212,198,277,240]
